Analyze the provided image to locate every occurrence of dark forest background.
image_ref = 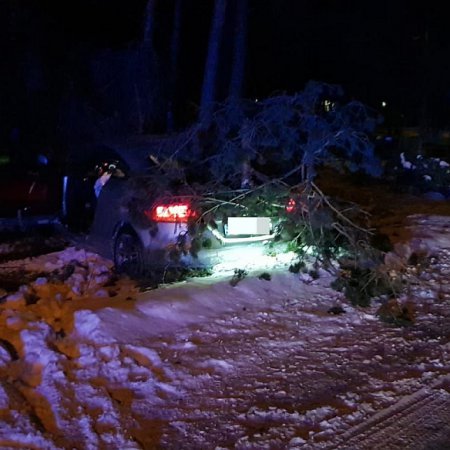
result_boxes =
[1,0,449,161]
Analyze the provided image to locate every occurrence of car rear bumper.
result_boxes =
[138,221,282,269]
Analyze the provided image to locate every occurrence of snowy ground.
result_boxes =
[1,213,450,449]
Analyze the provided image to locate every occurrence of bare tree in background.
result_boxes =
[229,0,248,100]
[143,0,157,49]
[134,0,158,133]
[199,0,227,124]
[167,0,183,132]
[228,0,249,187]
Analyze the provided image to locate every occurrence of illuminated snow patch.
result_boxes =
[211,244,297,273]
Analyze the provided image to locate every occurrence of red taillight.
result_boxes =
[145,203,196,222]
[286,198,296,213]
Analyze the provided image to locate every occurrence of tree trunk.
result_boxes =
[200,0,227,124]
[143,0,157,48]
[229,0,248,100]
[229,0,249,186]
[167,0,183,132]
[134,82,144,134]
[139,0,166,133]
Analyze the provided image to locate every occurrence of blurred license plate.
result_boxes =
[227,217,271,235]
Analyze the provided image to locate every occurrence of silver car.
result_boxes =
[85,141,280,276]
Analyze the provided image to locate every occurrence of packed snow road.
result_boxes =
[0,214,450,449]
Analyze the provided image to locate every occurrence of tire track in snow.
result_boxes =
[324,377,450,450]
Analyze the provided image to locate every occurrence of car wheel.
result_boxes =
[113,230,145,277]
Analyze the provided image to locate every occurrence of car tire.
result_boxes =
[113,230,145,277]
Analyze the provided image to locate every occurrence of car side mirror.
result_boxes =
[94,160,127,178]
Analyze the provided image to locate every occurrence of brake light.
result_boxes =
[146,203,196,222]
[286,198,296,213]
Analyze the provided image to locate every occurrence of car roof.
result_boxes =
[101,131,195,174]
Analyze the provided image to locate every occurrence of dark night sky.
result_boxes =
[246,1,449,119]
[1,0,450,150]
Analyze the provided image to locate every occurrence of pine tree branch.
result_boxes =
[311,181,373,235]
